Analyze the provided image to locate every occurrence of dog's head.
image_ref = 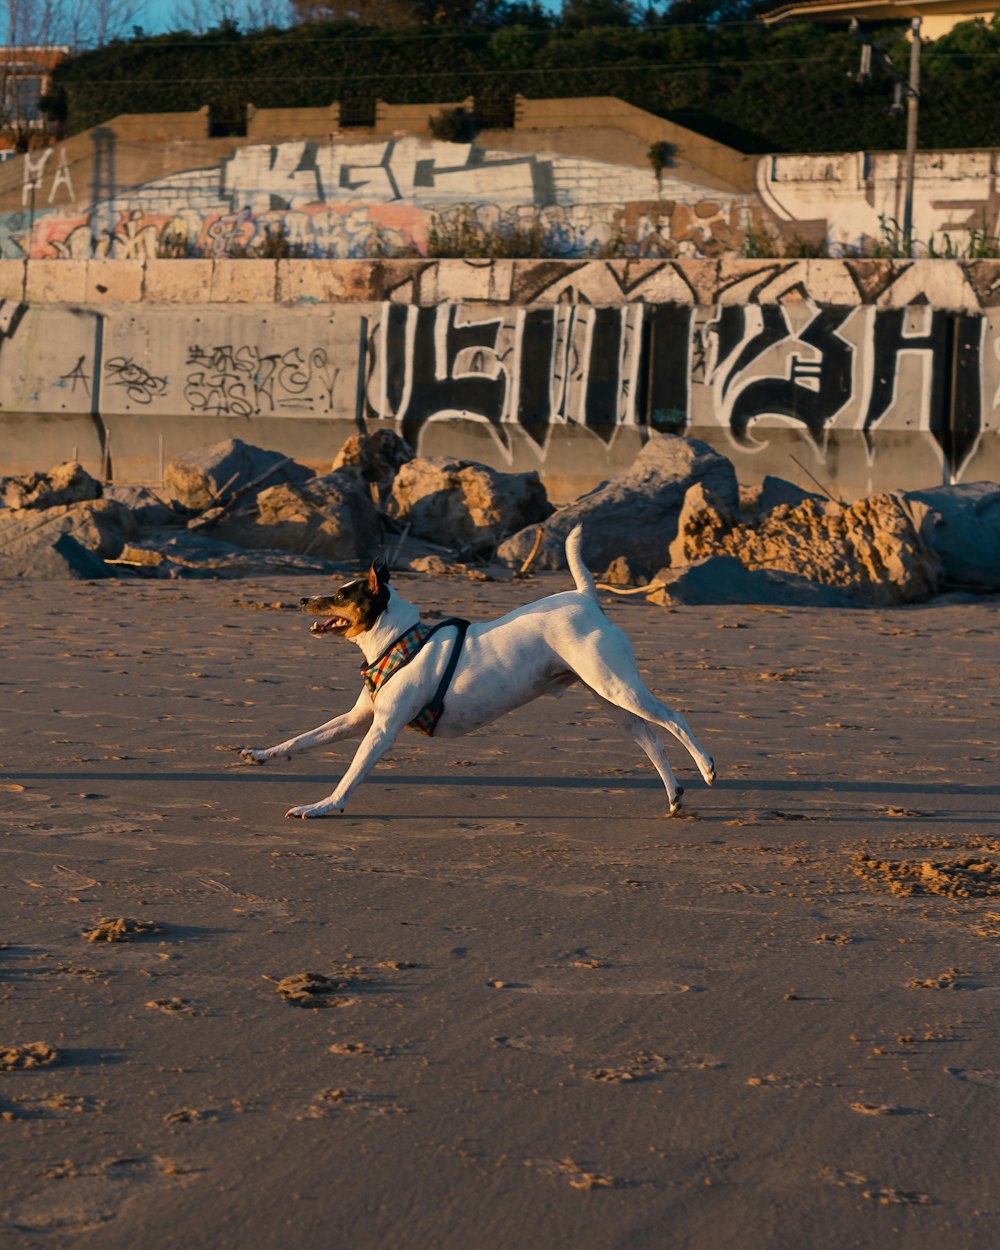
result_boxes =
[300,559,391,639]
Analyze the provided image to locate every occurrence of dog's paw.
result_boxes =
[703,757,717,787]
[669,785,685,816]
[284,801,343,820]
[240,746,272,765]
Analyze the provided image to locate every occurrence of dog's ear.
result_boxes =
[366,558,390,595]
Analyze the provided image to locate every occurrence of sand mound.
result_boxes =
[671,489,942,605]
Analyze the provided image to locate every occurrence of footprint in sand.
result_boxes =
[145,997,201,1017]
[8,1157,190,1233]
[945,1067,1000,1088]
[0,1042,60,1071]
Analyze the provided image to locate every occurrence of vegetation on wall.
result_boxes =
[40,12,1000,154]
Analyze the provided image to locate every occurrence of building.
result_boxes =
[0,46,68,153]
[761,0,997,37]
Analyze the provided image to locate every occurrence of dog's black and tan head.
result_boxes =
[300,559,391,639]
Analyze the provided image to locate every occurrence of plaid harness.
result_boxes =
[360,617,470,736]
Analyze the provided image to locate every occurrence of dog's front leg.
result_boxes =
[284,712,404,819]
[241,690,373,765]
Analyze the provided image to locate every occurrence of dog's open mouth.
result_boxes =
[309,616,349,636]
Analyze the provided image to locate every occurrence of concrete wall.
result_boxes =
[0,257,996,501]
[2,100,998,264]
[759,149,1000,255]
[0,98,763,263]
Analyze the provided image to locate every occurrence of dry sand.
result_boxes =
[0,570,997,1249]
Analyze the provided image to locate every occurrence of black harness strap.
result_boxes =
[420,617,470,733]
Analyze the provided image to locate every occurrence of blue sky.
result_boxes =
[135,1,563,38]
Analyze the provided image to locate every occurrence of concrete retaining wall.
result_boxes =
[0,257,997,501]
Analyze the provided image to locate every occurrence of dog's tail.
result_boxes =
[565,524,598,599]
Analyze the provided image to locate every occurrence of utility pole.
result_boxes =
[901,17,922,256]
[850,16,922,256]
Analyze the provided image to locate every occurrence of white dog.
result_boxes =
[241,525,716,818]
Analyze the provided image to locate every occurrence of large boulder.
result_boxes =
[674,492,941,606]
[648,555,851,608]
[103,484,178,528]
[667,480,736,568]
[0,499,136,578]
[332,429,414,506]
[163,439,312,512]
[387,456,552,556]
[497,435,738,571]
[217,470,379,562]
[0,461,102,511]
[902,482,1000,593]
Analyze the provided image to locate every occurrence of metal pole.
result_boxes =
[902,17,921,256]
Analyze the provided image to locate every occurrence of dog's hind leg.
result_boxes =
[241,690,373,765]
[598,697,685,815]
[566,628,716,786]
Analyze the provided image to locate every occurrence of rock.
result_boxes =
[387,457,552,556]
[163,439,312,512]
[135,534,345,578]
[497,435,738,571]
[902,482,1000,593]
[758,474,824,516]
[599,556,651,587]
[0,461,101,511]
[647,555,851,607]
[50,533,116,579]
[701,494,941,605]
[103,484,178,527]
[667,481,736,568]
[218,470,379,562]
[332,430,414,505]
[0,499,137,578]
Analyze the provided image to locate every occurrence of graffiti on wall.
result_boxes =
[365,302,645,451]
[182,344,339,417]
[758,150,1000,255]
[365,298,993,477]
[0,135,751,261]
[0,274,994,488]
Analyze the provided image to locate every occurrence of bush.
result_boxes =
[428,105,476,142]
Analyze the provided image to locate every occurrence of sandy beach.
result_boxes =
[1,569,997,1249]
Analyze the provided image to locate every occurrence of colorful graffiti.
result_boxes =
[0,135,751,261]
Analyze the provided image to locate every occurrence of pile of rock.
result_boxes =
[0,433,553,580]
[496,433,998,606]
[1,430,997,604]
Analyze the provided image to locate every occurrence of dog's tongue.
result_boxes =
[310,617,344,635]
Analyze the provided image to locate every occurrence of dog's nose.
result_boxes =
[299,597,309,607]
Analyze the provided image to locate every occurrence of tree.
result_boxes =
[560,0,634,30]
[290,0,416,24]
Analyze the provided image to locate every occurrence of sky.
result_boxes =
[131,0,564,40]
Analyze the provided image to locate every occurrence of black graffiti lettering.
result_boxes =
[864,309,948,450]
[718,306,854,449]
[362,298,987,477]
[514,308,555,446]
[583,309,624,444]
[645,305,693,433]
[375,307,509,451]
[60,355,91,396]
[865,309,982,471]
[946,315,984,476]
[104,356,167,405]
[183,343,336,417]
